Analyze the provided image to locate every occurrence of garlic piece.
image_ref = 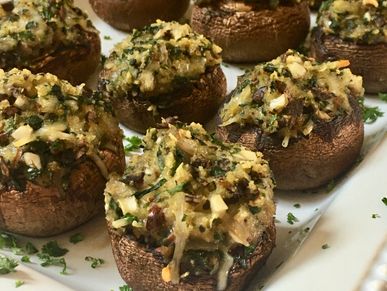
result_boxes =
[23,152,42,169]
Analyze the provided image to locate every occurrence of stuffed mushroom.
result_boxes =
[98,20,227,134]
[191,0,310,63]
[310,0,387,93]
[0,69,125,237]
[105,122,276,290]
[217,50,364,191]
[89,0,190,31]
[0,0,101,84]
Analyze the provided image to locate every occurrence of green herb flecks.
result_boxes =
[15,280,24,288]
[21,256,31,263]
[69,233,84,244]
[37,253,67,275]
[104,35,112,40]
[134,178,167,199]
[287,212,299,225]
[0,255,18,274]
[363,105,384,124]
[24,242,38,255]
[41,241,68,257]
[124,136,142,153]
[293,203,301,208]
[382,197,387,206]
[378,92,387,102]
[85,256,105,269]
[119,285,133,291]
[372,214,380,219]
[248,206,261,214]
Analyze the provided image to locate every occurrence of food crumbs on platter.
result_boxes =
[69,233,84,244]
[371,214,381,219]
[321,244,330,250]
[382,197,387,206]
[293,203,301,208]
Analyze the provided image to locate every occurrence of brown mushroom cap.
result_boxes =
[27,31,101,85]
[107,65,227,134]
[89,0,190,31]
[310,28,387,94]
[0,141,125,237]
[216,96,364,191]
[191,2,310,63]
[107,220,275,291]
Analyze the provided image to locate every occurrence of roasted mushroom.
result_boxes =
[0,0,101,84]
[191,0,310,63]
[105,122,276,290]
[0,69,125,237]
[310,0,387,93]
[98,20,227,134]
[217,50,364,191]
[89,0,190,31]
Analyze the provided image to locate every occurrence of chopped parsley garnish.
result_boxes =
[21,256,31,263]
[85,256,105,269]
[134,178,167,199]
[24,242,38,255]
[287,212,299,225]
[0,255,18,274]
[379,92,387,102]
[293,203,301,208]
[372,214,380,219]
[37,254,67,275]
[321,244,330,249]
[69,233,84,244]
[124,136,142,153]
[25,115,43,130]
[41,241,68,257]
[119,285,133,291]
[363,105,384,124]
[382,197,387,206]
[15,280,24,288]
[104,35,112,40]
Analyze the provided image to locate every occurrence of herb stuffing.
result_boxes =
[100,20,222,102]
[317,0,386,45]
[105,122,275,290]
[0,0,98,68]
[219,50,364,147]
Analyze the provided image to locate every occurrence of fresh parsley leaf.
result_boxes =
[21,256,31,263]
[363,106,384,124]
[41,241,68,257]
[69,233,84,244]
[37,253,67,275]
[379,92,387,102]
[382,197,387,206]
[85,256,104,269]
[322,243,330,249]
[124,136,142,153]
[287,212,299,225]
[15,280,24,288]
[0,232,23,255]
[0,255,18,274]
[293,203,301,208]
[372,214,380,219]
[119,285,133,291]
[24,242,38,255]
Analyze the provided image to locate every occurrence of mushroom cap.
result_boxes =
[89,0,190,31]
[107,220,275,291]
[191,2,310,63]
[216,95,364,191]
[108,65,226,134]
[310,28,387,94]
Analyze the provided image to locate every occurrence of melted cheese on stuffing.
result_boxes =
[220,50,364,147]
[317,0,387,44]
[101,20,222,100]
[0,0,98,64]
[105,123,275,290]
[0,68,121,189]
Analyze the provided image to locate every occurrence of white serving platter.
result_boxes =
[0,1,386,291]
